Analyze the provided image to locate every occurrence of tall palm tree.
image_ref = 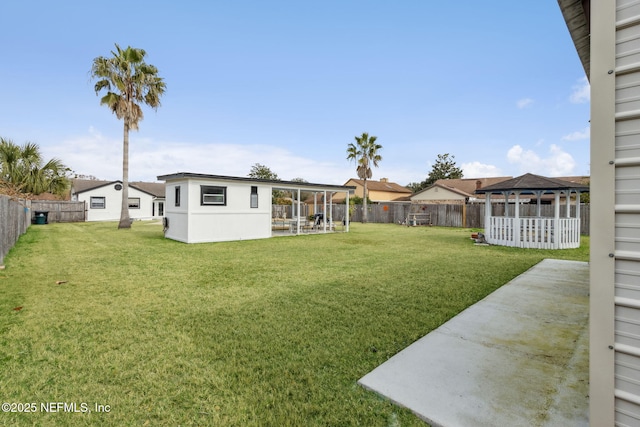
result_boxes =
[346,132,382,223]
[90,44,166,229]
[0,138,70,197]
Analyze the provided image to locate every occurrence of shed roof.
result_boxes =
[475,173,590,194]
[157,172,355,193]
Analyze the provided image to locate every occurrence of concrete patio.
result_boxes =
[358,259,589,426]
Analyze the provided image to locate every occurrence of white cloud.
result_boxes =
[507,144,575,176]
[562,126,590,141]
[570,77,590,104]
[461,161,502,178]
[517,98,534,109]
[45,127,354,185]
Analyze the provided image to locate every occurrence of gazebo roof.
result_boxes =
[475,173,590,194]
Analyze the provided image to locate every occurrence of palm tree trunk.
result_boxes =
[362,179,368,223]
[118,121,132,229]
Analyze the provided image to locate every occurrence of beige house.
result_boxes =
[410,177,512,204]
[339,178,412,202]
[559,0,640,423]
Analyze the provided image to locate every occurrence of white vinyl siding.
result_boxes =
[592,0,640,423]
[615,2,640,423]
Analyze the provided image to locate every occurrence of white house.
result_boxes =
[156,172,354,243]
[71,179,165,222]
[560,0,640,423]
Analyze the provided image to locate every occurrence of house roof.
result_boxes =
[72,179,165,198]
[558,0,590,78]
[412,177,513,199]
[345,178,412,194]
[475,173,590,194]
[130,181,166,198]
[157,172,355,193]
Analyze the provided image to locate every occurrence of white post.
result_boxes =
[296,188,301,235]
[536,190,542,217]
[345,190,350,232]
[576,191,581,236]
[565,190,571,218]
[314,191,318,219]
[554,191,560,249]
[514,191,521,246]
[328,192,333,231]
[484,192,491,239]
[503,191,509,217]
[323,190,327,232]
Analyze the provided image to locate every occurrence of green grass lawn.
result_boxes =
[0,222,589,426]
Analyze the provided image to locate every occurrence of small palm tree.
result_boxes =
[346,132,382,223]
[90,44,166,229]
[0,138,70,197]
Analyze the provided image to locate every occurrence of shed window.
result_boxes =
[201,186,226,206]
[128,198,140,209]
[175,186,181,207]
[250,186,258,208]
[90,197,105,209]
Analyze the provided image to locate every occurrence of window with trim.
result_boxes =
[250,186,258,208]
[128,198,140,209]
[201,185,226,206]
[175,186,181,207]
[90,197,105,209]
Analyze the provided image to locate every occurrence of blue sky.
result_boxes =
[0,1,589,186]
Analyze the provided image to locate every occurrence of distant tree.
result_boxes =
[405,181,424,193]
[346,132,382,223]
[73,173,100,180]
[290,177,313,202]
[248,164,283,203]
[424,153,463,186]
[0,138,70,197]
[580,178,590,203]
[248,163,279,180]
[91,44,166,229]
[339,194,371,205]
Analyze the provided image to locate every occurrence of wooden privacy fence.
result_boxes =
[0,195,31,265]
[30,200,86,223]
[287,202,591,236]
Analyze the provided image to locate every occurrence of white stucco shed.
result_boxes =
[157,172,354,243]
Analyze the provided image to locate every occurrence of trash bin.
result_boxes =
[34,211,49,225]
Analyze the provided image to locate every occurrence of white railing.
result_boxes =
[486,216,581,249]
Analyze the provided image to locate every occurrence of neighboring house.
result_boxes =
[71,179,165,222]
[411,177,513,204]
[337,178,412,202]
[157,172,354,243]
[411,176,589,204]
[560,0,637,423]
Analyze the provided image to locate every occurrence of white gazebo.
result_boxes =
[475,173,589,249]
